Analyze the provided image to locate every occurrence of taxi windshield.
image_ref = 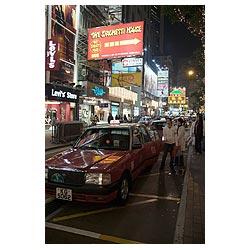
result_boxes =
[74,128,130,151]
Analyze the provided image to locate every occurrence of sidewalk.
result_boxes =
[174,146,205,244]
[45,129,72,151]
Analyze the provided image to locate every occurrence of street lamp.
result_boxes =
[188,70,194,76]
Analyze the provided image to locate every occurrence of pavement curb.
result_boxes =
[45,143,72,152]
[173,145,192,243]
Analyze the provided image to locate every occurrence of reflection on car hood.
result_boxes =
[45,148,127,171]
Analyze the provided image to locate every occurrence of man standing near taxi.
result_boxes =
[160,118,177,175]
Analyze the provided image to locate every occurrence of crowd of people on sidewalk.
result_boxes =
[160,113,205,175]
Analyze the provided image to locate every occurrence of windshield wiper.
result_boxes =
[80,145,99,150]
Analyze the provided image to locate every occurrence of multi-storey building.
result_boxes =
[122,5,163,116]
[45,5,175,124]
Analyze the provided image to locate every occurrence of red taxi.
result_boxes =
[45,123,161,204]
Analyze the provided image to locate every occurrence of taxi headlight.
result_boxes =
[85,173,111,185]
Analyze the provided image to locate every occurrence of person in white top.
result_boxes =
[160,118,177,175]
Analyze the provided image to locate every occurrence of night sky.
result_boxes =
[164,17,202,72]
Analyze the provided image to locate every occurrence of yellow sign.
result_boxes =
[111,72,142,87]
[100,156,122,164]
[168,96,186,104]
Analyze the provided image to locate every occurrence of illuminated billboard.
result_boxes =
[168,96,186,104]
[51,5,76,34]
[50,5,76,65]
[88,21,144,60]
[111,60,142,87]
[112,60,142,74]
[157,69,169,90]
[111,72,142,87]
[168,87,186,105]
[122,57,143,67]
[144,64,158,96]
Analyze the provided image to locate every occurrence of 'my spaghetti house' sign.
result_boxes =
[88,21,144,60]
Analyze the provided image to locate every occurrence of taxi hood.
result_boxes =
[45,148,127,171]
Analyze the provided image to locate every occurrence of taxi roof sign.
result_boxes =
[110,120,120,125]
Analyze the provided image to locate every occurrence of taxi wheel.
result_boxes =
[116,174,130,205]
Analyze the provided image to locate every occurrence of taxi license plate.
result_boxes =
[56,188,72,201]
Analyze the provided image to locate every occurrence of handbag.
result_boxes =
[186,135,192,146]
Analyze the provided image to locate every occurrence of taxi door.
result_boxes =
[129,127,145,179]
[139,126,159,166]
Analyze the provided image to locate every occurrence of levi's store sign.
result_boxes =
[46,84,79,102]
[88,21,144,60]
[46,39,60,70]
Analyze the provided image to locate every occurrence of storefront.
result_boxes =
[78,82,110,124]
[109,87,137,118]
[122,101,133,117]
[78,97,96,124]
[45,83,79,124]
[110,101,120,118]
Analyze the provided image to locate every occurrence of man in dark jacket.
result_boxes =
[194,113,203,154]
[107,113,114,124]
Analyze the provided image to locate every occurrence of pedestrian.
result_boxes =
[187,117,196,147]
[160,118,177,175]
[194,113,203,154]
[123,114,128,122]
[107,112,114,124]
[94,114,99,123]
[175,118,186,167]
[202,115,205,151]
[127,114,132,123]
[90,113,96,126]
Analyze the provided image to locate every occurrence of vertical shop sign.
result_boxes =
[46,39,60,70]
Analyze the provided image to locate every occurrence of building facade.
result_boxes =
[45,5,174,125]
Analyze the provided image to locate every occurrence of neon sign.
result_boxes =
[91,86,106,96]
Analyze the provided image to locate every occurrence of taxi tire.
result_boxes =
[116,174,131,205]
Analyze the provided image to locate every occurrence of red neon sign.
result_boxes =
[88,21,144,60]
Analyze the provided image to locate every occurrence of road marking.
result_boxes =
[45,196,55,204]
[46,222,143,243]
[99,234,142,244]
[52,199,157,222]
[129,193,180,201]
[45,208,64,222]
